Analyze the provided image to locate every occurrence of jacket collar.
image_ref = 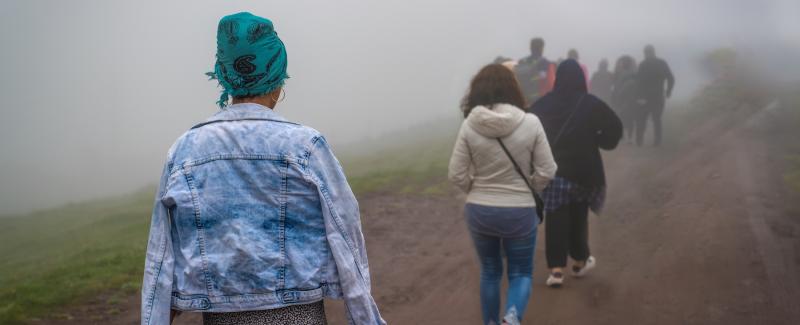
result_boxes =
[192,103,297,129]
[467,104,526,138]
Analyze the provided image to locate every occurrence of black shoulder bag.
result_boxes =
[496,95,585,223]
[496,139,545,222]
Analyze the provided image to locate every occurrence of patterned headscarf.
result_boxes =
[207,12,289,108]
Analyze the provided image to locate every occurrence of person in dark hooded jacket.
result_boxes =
[611,55,639,142]
[636,45,674,146]
[590,59,613,103]
[528,59,622,288]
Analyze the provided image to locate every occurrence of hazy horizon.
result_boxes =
[1,0,798,215]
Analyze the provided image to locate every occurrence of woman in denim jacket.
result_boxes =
[141,12,384,325]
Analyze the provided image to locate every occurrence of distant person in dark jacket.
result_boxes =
[528,59,622,288]
[515,38,555,104]
[590,59,614,103]
[636,45,675,146]
[611,55,639,142]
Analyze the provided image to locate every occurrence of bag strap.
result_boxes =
[496,126,545,223]
[551,94,586,146]
[497,138,539,200]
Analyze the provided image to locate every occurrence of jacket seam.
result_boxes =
[321,187,366,276]
[278,159,288,290]
[183,167,215,296]
[304,170,367,283]
[190,117,300,130]
[301,172,368,324]
[170,284,340,299]
[300,135,323,168]
[143,213,168,325]
[182,153,293,168]
[303,138,368,283]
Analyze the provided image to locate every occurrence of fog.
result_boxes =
[0,0,798,215]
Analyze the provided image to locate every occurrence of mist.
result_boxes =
[0,0,798,215]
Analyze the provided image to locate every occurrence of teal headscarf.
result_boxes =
[207,12,289,108]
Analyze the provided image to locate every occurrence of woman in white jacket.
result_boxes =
[449,64,557,325]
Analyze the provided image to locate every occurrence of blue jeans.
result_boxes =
[465,204,538,325]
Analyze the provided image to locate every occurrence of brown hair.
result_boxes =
[461,64,526,118]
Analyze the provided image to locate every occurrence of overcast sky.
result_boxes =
[1,0,798,215]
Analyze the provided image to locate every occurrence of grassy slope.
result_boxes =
[779,83,800,193]
[0,191,153,323]
[344,136,455,195]
[668,78,800,193]
[0,117,459,324]
[339,116,459,194]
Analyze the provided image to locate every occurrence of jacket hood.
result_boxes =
[466,104,526,138]
[553,59,588,96]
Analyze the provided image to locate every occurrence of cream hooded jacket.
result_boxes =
[448,104,557,207]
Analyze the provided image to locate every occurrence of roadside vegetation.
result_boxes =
[0,191,152,324]
[345,136,455,196]
[663,50,800,198]
[779,82,800,193]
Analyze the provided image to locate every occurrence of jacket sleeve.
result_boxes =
[594,100,624,150]
[304,136,385,325]
[529,118,558,192]
[664,61,675,97]
[141,161,176,325]
[448,123,473,193]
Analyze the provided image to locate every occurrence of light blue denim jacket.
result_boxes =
[141,103,384,325]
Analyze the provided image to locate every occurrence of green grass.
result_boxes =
[339,116,458,194]
[781,83,800,194]
[344,136,454,195]
[771,81,800,194]
[0,190,153,324]
[0,122,458,324]
[784,155,800,193]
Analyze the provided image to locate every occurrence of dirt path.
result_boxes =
[346,100,798,325]
[341,99,799,325]
[42,101,800,324]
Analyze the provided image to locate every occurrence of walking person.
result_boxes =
[635,45,675,146]
[515,38,555,105]
[590,59,614,103]
[141,12,384,325]
[611,55,639,143]
[528,59,622,288]
[449,64,557,325]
